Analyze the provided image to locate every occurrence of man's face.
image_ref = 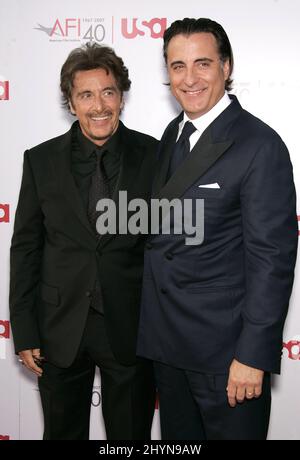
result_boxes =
[69,68,123,146]
[166,32,230,119]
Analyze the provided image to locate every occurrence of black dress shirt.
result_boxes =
[71,122,122,211]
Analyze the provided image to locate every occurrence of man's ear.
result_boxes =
[69,100,76,115]
[223,59,230,81]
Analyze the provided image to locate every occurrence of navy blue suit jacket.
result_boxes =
[137,95,298,374]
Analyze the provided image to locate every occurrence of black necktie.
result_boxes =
[168,121,196,179]
[87,149,110,315]
[88,149,110,237]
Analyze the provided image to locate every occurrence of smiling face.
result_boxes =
[166,32,230,119]
[69,68,123,146]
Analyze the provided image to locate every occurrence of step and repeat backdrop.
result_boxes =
[0,0,299,440]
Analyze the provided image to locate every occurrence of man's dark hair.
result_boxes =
[60,42,131,109]
[163,18,234,91]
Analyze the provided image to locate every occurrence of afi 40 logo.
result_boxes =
[35,18,106,43]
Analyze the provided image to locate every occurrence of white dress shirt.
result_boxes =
[177,92,232,151]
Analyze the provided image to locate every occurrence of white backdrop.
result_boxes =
[0,0,299,440]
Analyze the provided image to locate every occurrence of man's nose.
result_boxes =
[94,94,104,111]
[184,67,198,87]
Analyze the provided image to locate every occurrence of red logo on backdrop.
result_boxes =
[0,80,9,100]
[50,18,81,37]
[0,321,10,360]
[283,338,300,360]
[0,204,10,223]
[121,18,167,39]
[0,435,10,440]
[0,320,10,339]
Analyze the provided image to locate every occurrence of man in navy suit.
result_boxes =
[137,18,298,440]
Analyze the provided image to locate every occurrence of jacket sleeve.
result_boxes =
[235,135,298,374]
[9,151,44,353]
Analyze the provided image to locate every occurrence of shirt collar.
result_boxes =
[179,92,232,138]
[77,122,121,159]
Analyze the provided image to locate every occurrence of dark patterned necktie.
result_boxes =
[87,149,109,314]
[167,121,196,179]
[88,149,110,237]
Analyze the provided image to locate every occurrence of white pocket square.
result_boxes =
[198,182,220,189]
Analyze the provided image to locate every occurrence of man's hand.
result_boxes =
[18,349,44,377]
[226,359,264,407]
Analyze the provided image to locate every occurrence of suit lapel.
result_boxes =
[112,124,145,202]
[50,124,96,240]
[154,95,242,201]
[152,116,181,197]
[155,128,232,201]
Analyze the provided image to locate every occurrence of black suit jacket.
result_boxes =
[10,121,158,367]
[137,95,298,374]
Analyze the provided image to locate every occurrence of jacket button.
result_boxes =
[85,291,92,297]
[146,243,153,250]
[161,288,168,294]
[165,252,173,260]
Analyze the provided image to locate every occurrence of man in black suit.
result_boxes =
[10,43,157,440]
[137,18,298,439]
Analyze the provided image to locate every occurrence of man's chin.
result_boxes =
[90,131,113,145]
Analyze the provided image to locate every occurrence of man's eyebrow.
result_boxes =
[102,86,117,91]
[170,57,214,67]
[77,90,92,95]
[76,86,117,96]
[169,60,185,67]
[194,57,214,63]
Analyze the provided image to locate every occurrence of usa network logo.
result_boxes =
[34,17,166,43]
[0,76,9,100]
[283,335,300,360]
[0,204,10,223]
[0,320,10,360]
[121,18,166,39]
